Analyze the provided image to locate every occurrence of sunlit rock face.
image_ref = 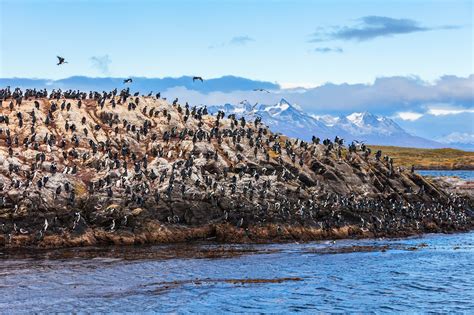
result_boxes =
[0,90,472,248]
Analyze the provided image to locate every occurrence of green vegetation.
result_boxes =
[368,146,474,170]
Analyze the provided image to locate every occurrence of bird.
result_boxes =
[192,76,203,82]
[57,56,68,65]
[109,219,115,232]
[253,88,270,93]
[123,78,133,84]
[19,228,29,234]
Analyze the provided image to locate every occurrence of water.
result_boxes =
[417,169,474,180]
[1,232,474,313]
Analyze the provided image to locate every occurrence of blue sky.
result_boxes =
[0,0,473,145]
[1,0,472,85]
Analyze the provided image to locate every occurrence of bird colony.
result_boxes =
[0,87,472,247]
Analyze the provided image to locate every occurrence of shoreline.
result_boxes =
[2,222,473,250]
[416,167,474,171]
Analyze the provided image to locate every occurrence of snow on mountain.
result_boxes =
[208,99,446,148]
[254,99,335,139]
[437,132,474,151]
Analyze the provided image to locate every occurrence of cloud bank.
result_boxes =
[310,16,459,42]
[1,74,471,143]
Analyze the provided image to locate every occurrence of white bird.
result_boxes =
[43,218,49,231]
[73,212,81,229]
[19,228,29,234]
[109,219,115,232]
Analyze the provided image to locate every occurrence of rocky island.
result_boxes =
[0,87,473,248]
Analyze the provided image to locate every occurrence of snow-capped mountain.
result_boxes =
[208,99,445,148]
[437,132,474,151]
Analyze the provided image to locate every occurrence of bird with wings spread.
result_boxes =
[56,56,68,65]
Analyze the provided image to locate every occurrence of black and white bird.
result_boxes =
[192,76,203,82]
[57,56,68,65]
[123,78,133,84]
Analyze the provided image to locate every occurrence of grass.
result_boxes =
[368,145,474,170]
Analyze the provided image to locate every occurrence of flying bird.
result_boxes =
[56,56,68,65]
[253,88,270,93]
[193,76,203,82]
[123,78,133,84]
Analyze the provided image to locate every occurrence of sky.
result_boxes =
[1,0,472,85]
[0,0,473,145]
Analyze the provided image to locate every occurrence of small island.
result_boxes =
[0,87,473,248]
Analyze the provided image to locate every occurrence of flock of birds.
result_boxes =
[0,58,470,243]
[57,56,205,86]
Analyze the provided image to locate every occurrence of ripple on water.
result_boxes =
[1,232,474,313]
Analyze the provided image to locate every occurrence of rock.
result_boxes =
[0,90,472,248]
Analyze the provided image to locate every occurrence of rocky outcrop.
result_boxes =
[0,91,472,248]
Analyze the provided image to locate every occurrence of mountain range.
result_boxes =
[1,75,471,150]
[208,99,445,148]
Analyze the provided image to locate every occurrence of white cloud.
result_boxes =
[427,107,474,116]
[396,111,424,121]
[279,82,320,89]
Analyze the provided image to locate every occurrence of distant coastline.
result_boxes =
[369,146,474,171]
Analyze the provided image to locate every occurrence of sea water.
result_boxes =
[1,170,473,313]
[417,169,474,180]
[1,231,473,313]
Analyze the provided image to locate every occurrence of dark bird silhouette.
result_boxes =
[253,88,270,93]
[123,78,133,84]
[192,76,203,82]
[56,56,68,65]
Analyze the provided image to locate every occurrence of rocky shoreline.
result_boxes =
[0,87,473,249]
[2,222,473,249]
